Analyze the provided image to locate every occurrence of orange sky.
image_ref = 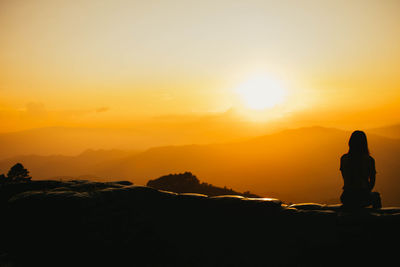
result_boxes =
[1,0,400,133]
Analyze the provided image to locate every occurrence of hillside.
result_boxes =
[1,180,399,267]
[1,126,400,205]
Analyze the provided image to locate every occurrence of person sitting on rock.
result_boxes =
[340,130,382,209]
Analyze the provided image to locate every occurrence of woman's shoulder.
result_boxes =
[340,154,351,166]
[341,153,350,160]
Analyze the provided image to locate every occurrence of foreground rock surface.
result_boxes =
[1,180,400,267]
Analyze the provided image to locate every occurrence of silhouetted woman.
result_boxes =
[340,130,381,209]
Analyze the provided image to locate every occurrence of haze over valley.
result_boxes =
[2,124,400,205]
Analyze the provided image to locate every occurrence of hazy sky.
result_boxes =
[1,0,400,132]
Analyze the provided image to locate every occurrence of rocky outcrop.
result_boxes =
[1,180,399,267]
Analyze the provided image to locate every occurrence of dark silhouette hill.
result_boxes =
[1,179,399,267]
[147,172,259,197]
[1,126,400,205]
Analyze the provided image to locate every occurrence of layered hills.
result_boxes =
[1,126,400,205]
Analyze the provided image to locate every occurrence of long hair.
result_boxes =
[348,130,370,156]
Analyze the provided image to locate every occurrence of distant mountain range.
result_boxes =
[0,111,275,160]
[369,124,400,139]
[1,125,400,205]
[0,148,138,181]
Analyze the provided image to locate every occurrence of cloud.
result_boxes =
[96,107,110,113]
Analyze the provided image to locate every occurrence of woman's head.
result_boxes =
[348,130,369,155]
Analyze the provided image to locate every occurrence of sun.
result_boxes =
[235,74,286,110]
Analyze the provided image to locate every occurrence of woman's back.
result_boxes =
[340,153,376,191]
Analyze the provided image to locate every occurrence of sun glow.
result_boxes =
[235,74,286,110]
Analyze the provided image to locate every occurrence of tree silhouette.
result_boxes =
[7,163,31,182]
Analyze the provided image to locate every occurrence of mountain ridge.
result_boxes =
[1,125,400,205]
